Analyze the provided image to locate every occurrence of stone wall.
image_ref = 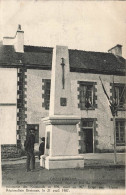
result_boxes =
[26,69,51,150]
[1,67,28,158]
[70,72,125,152]
[26,69,125,152]
[17,67,28,149]
[1,68,125,158]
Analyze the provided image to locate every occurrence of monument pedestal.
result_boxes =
[44,156,84,170]
[41,115,84,170]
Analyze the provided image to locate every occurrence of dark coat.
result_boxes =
[39,142,45,155]
[24,134,35,152]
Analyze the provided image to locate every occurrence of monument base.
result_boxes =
[40,155,84,170]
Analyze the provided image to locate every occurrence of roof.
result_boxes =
[23,46,53,67]
[0,44,53,69]
[0,43,125,75]
[69,49,126,75]
[0,44,19,65]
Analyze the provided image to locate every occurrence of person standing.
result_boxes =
[24,129,35,172]
[38,137,45,160]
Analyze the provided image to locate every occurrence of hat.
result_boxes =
[41,137,45,141]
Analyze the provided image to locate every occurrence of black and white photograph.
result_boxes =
[0,0,126,194]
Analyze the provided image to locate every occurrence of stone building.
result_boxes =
[0,25,125,159]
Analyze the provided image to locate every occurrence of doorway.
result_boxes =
[84,129,93,153]
[79,119,94,153]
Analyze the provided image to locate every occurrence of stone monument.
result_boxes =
[41,45,84,169]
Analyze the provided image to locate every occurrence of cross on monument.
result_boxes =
[61,57,65,89]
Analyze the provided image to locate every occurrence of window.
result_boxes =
[45,81,51,110]
[115,84,126,109]
[82,121,93,128]
[80,84,93,109]
[42,79,51,110]
[78,82,97,110]
[116,120,125,146]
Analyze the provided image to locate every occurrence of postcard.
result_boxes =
[0,1,125,195]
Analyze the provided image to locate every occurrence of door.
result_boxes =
[84,129,93,153]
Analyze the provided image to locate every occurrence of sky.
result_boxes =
[0,0,126,58]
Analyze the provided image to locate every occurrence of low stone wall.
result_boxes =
[1,145,23,159]
[1,145,40,159]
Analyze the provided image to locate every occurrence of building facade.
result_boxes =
[0,26,125,158]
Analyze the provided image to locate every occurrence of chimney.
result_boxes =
[14,25,24,53]
[108,44,122,57]
[3,24,24,53]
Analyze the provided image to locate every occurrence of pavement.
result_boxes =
[1,156,39,165]
[1,153,125,189]
[2,161,125,189]
[1,153,125,167]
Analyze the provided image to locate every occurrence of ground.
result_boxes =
[2,162,125,189]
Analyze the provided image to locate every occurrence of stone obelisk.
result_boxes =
[41,45,84,169]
